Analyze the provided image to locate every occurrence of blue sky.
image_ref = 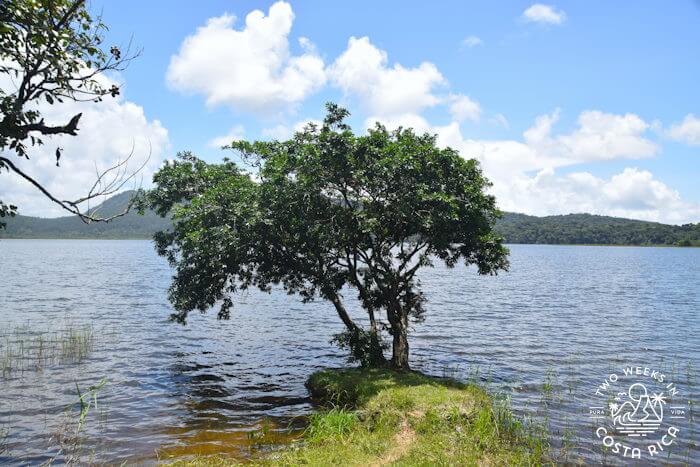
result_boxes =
[4,1,700,222]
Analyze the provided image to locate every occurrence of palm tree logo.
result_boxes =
[609,383,665,436]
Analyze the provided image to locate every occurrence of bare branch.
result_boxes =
[0,0,146,224]
[0,145,150,223]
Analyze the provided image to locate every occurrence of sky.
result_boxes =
[3,1,700,223]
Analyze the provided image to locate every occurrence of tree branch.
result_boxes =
[0,152,146,223]
[1,113,82,140]
[54,0,86,31]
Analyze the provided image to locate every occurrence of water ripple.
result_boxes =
[0,240,697,465]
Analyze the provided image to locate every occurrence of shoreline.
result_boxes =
[169,368,548,466]
[1,237,698,248]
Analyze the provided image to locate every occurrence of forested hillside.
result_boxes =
[497,212,700,246]
[0,191,170,239]
[1,191,699,246]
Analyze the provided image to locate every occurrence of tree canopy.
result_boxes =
[0,0,140,226]
[148,104,509,369]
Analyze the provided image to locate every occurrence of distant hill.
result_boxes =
[1,191,699,246]
[0,191,170,239]
[497,212,700,246]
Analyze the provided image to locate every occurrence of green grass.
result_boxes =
[0,426,7,455]
[171,368,549,466]
[1,322,95,377]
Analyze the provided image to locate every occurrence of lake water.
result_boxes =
[0,240,698,465]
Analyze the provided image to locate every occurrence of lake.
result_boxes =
[0,240,698,465]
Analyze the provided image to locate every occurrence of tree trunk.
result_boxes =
[329,293,358,333]
[329,291,387,366]
[390,311,410,370]
[367,307,387,367]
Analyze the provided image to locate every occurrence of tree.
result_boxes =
[148,104,509,369]
[0,0,143,226]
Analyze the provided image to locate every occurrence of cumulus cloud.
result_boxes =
[331,38,486,128]
[168,6,482,137]
[260,124,291,140]
[479,111,654,172]
[667,114,700,146]
[166,1,326,114]
[261,118,322,140]
[0,93,169,217]
[522,4,567,24]
[368,109,699,223]
[159,2,698,224]
[493,167,700,224]
[375,109,657,173]
[461,115,698,223]
[329,36,446,118]
[208,125,245,148]
[364,113,433,135]
[448,95,481,122]
[462,36,483,48]
[525,110,658,164]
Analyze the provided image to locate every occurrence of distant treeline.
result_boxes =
[0,191,170,239]
[497,212,700,246]
[1,191,699,246]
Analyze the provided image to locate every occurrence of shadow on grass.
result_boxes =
[306,367,467,408]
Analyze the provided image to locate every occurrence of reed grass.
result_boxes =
[0,322,95,377]
[47,378,108,465]
[420,356,697,465]
[0,426,7,455]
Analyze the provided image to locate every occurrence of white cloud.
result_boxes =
[449,94,481,122]
[294,118,323,132]
[0,93,169,217]
[166,1,326,114]
[375,109,657,174]
[667,114,700,146]
[261,124,292,140]
[329,36,446,118]
[462,36,483,48]
[364,113,432,134]
[331,38,487,127]
[602,168,679,211]
[491,113,509,128]
[527,110,658,163]
[458,114,697,223]
[494,167,700,224]
[262,118,322,140]
[160,2,695,224]
[368,108,699,223]
[208,125,245,148]
[522,4,567,24]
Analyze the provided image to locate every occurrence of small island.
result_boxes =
[169,369,546,466]
[1,1,697,465]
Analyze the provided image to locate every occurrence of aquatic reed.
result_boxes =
[48,378,107,465]
[0,426,7,455]
[0,322,95,377]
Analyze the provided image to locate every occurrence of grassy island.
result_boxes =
[271,368,546,465]
[173,368,548,466]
